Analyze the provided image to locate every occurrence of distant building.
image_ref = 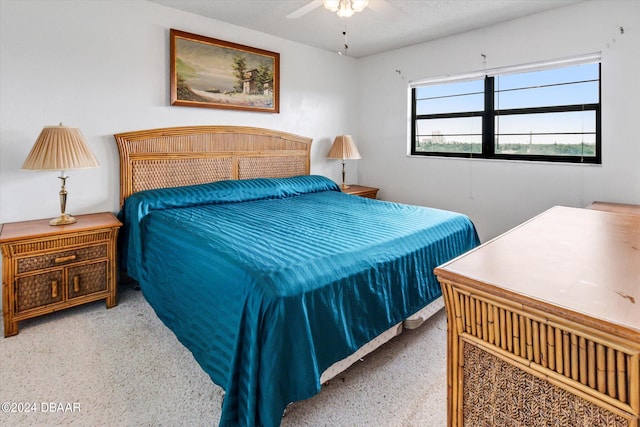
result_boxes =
[243,69,272,95]
[263,81,273,97]
[243,69,259,94]
[432,131,444,143]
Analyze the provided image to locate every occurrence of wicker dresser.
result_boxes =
[1,212,121,337]
[435,206,640,426]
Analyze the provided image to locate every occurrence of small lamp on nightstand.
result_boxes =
[327,135,361,190]
[22,124,99,226]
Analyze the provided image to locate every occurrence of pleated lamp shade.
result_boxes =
[22,124,99,225]
[327,135,361,190]
[22,124,99,171]
[327,135,361,160]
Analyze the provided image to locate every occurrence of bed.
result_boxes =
[114,126,480,427]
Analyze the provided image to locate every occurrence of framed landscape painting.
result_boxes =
[170,29,280,113]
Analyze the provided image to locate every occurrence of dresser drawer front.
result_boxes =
[17,244,108,274]
[16,270,64,312]
[461,340,634,426]
[67,261,108,299]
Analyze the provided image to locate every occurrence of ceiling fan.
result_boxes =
[286,0,399,19]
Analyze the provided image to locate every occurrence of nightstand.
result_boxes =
[1,212,122,337]
[342,185,379,199]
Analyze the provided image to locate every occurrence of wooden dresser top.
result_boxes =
[435,206,640,341]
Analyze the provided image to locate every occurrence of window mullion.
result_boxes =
[483,76,495,156]
[411,88,417,155]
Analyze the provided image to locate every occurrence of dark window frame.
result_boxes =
[411,63,601,164]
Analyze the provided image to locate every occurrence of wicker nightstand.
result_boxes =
[342,185,379,199]
[1,212,121,337]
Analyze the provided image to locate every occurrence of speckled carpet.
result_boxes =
[0,284,447,426]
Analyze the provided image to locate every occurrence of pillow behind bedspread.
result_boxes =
[119,175,340,281]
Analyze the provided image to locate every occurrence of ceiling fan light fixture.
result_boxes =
[337,3,355,17]
[323,0,369,17]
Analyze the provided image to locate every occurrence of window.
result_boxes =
[411,56,601,163]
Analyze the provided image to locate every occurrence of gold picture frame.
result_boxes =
[170,29,280,113]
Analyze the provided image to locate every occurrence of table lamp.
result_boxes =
[327,135,361,189]
[22,124,99,225]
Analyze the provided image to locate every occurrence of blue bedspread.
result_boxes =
[120,175,479,427]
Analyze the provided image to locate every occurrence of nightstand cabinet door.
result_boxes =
[16,270,64,312]
[67,261,108,299]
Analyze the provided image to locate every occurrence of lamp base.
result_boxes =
[49,214,77,226]
[341,183,351,190]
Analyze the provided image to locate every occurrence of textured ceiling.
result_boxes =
[147,0,584,58]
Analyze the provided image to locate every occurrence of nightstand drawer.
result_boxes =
[17,243,108,274]
[16,270,64,312]
[67,261,108,298]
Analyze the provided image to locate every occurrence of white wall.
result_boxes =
[0,0,359,224]
[356,0,640,241]
[2,1,639,243]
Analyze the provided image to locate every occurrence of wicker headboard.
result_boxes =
[114,125,312,208]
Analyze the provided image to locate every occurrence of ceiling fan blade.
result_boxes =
[286,0,323,19]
